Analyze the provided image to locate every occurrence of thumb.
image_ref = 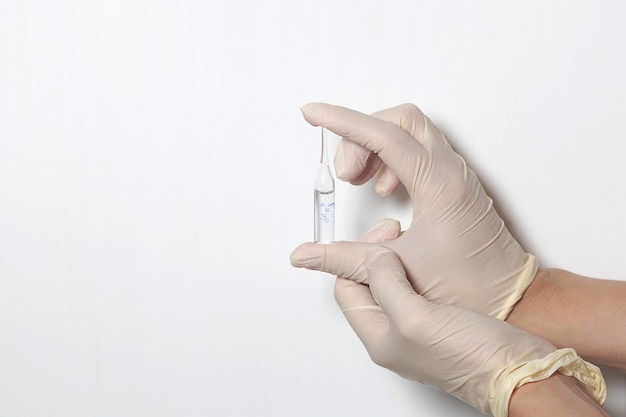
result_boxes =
[290,218,401,283]
[290,241,375,284]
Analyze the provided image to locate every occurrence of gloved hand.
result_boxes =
[298,102,536,319]
[292,231,606,417]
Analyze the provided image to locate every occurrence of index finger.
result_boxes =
[301,102,427,192]
[365,247,426,320]
[333,219,401,350]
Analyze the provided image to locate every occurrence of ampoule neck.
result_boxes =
[320,127,329,164]
[315,126,334,192]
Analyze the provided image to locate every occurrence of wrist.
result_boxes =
[506,267,553,325]
[507,267,626,369]
[509,373,610,417]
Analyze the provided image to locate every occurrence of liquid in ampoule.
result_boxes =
[314,127,335,243]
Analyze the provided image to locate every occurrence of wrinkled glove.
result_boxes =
[291,232,606,417]
[299,102,536,319]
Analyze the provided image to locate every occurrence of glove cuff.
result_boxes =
[495,253,538,320]
[489,348,607,417]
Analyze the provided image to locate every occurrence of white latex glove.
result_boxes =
[299,102,536,319]
[291,235,606,417]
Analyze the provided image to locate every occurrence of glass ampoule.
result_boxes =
[314,127,335,243]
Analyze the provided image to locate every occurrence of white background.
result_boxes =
[1,1,625,416]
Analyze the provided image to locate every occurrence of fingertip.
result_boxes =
[300,102,331,126]
[335,141,383,184]
[289,242,324,269]
[359,218,402,243]
[333,141,348,179]
[373,164,401,196]
[333,140,368,182]
[374,176,401,197]
[374,185,392,197]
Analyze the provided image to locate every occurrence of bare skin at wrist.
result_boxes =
[506,268,626,370]
[509,373,610,417]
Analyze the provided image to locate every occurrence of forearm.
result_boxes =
[507,268,626,370]
[509,373,610,417]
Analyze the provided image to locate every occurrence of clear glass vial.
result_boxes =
[314,127,335,243]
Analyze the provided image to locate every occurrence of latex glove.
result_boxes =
[291,241,606,417]
[300,102,536,320]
